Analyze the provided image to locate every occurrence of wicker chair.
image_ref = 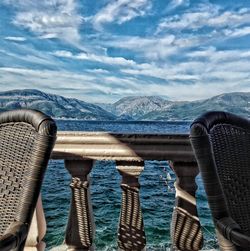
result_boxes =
[190,111,250,250]
[0,109,57,251]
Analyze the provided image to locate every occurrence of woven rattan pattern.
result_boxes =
[0,122,36,236]
[210,124,250,235]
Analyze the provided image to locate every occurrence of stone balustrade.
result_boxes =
[30,131,204,251]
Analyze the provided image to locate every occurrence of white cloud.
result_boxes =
[208,10,250,28]
[38,33,58,39]
[4,36,26,42]
[187,47,216,57]
[1,45,250,103]
[53,50,137,67]
[51,46,250,102]
[0,43,63,67]
[0,49,58,66]
[4,0,82,45]
[107,35,175,50]
[103,34,200,60]
[92,0,152,30]
[86,69,110,74]
[157,4,218,32]
[187,48,250,63]
[118,46,250,100]
[2,1,250,103]
[0,67,104,101]
[157,4,250,33]
[53,50,73,58]
[224,26,250,38]
[166,0,190,11]
[0,67,95,83]
[91,4,249,62]
[121,60,204,81]
[0,67,142,102]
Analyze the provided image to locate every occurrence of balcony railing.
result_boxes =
[28,131,204,251]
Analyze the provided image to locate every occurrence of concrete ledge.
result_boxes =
[52,132,194,162]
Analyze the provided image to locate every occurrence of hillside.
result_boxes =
[98,92,250,121]
[141,92,250,121]
[0,89,116,120]
[1,90,250,121]
[98,96,175,120]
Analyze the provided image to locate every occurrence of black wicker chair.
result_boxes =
[190,111,250,250]
[0,109,57,251]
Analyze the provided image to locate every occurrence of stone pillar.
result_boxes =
[65,160,95,251]
[170,161,203,251]
[116,160,146,251]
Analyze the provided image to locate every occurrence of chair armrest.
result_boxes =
[0,222,29,251]
[216,217,250,248]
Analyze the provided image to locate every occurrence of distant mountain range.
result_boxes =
[96,96,175,120]
[0,89,250,121]
[97,92,250,121]
[0,89,115,120]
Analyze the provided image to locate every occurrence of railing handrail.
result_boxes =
[52,131,195,161]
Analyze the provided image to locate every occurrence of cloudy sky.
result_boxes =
[0,0,250,103]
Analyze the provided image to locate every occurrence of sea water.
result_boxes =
[42,120,218,250]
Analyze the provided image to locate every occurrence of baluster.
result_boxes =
[170,161,203,251]
[116,160,146,251]
[65,160,95,251]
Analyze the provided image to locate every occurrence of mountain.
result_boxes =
[97,92,250,121]
[0,89,116,120]
[140,92,250,121]
[97,96,175,120]
[1,90,250,121]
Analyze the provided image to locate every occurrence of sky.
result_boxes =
[0,0,250,103]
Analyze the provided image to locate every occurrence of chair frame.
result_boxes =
[0,109,57,251]
[190,111,250,250]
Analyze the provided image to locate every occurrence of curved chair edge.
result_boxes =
[190,111,250,133]
[0,109,57,136]
[216,217,250,248]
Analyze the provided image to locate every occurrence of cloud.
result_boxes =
[0,43,63,67]
[3,0,82,45]
[1,42,250,104]
[4,36,26,42]
[0,66,143,102]
[86,68,110,74]
[51,46,250,102]
[224,26,250,38]
[118,46,250,99]
[166,0,190,11]
[93,3,249,62]
[121,61,203,82]
[38,33,58,39]
[157,4,250,33]
[53,50,137,67]
[53,45,250,100]
[1,0,250,103]
[102,34,200,60]
[92,0,152,30]
[188,47,250,62]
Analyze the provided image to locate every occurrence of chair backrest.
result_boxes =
[0,109,57,237]
[190,111,250,249]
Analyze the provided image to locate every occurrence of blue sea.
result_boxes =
[42,120,218,250]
